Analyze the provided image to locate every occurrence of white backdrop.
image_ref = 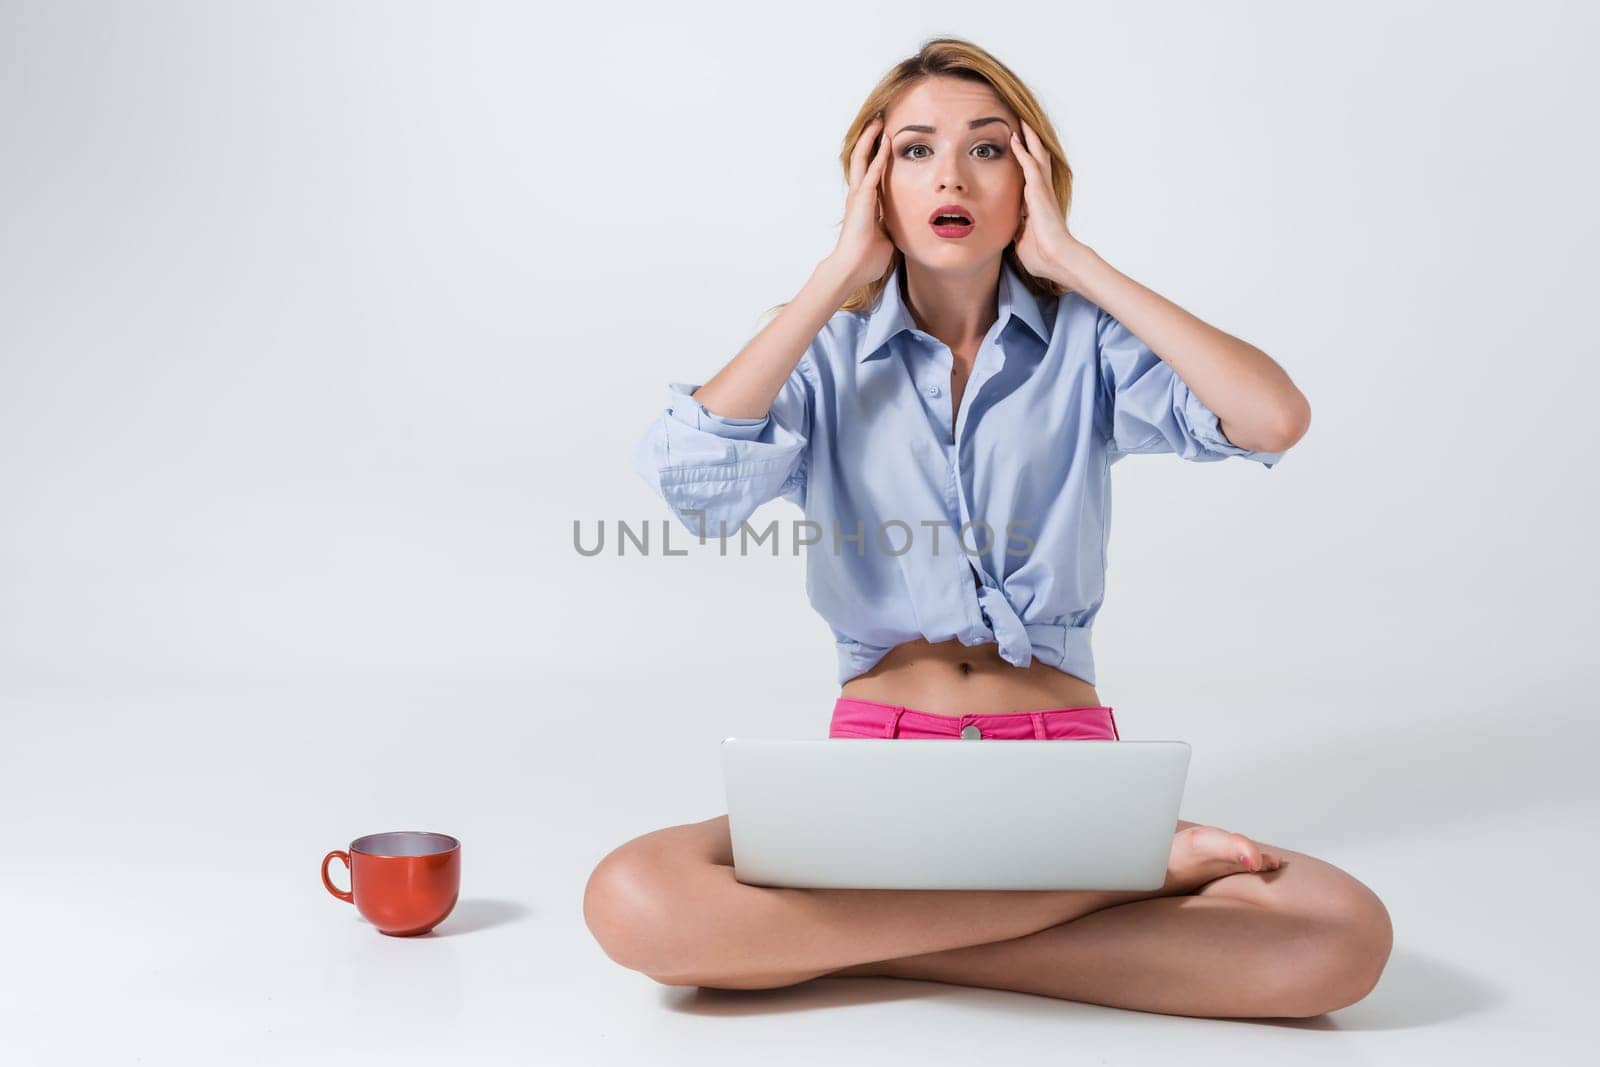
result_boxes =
[2,1,1595,1063]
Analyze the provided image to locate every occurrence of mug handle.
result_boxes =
[321,850,353,903]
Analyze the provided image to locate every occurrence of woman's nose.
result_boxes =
[935,165,968,193]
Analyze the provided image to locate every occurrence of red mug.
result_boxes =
[321,831,461,936]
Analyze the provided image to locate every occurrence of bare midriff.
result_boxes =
[837,636,1102,718]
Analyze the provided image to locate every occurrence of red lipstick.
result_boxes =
[928,203,975,238]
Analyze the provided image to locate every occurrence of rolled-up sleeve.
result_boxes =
[1094,308,1283,468]
[632,357,814,537]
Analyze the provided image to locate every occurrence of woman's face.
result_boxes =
[879,77,1025,273]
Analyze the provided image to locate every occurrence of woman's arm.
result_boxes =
[1007,120,1308,454]
[1048,243,1311,454]
[692,258,856,420]
[696,115,897,420]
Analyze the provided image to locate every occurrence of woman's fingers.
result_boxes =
[1020,118,1051,185]
[1010,129,1037,183]
[848,115,883,191]
[1010,129,1050,217]
[851,120,890,227]
[869,124,890,203]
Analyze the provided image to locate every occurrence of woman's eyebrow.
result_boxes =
[894,116,1011,137]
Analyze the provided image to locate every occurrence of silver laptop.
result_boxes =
[721,736,1191,890]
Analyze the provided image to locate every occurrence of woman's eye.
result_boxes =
[902,143,1006,160]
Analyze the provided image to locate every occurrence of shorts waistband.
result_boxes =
[830,696,1120,741]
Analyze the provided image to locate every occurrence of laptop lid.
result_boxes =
[721,737,1191,891]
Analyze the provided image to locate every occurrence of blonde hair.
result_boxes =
[764,36,1074,324]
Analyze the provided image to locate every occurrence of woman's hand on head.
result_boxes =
[1010,118,1084,283]
[826,115,896,292]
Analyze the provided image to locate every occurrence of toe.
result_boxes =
[1229,834,1262,870]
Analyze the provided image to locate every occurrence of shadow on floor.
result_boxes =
[432,897,533,936]
[662,945,1498,1031]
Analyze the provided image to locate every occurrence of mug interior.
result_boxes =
[351,831,459,857]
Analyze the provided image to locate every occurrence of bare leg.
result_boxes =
[584,814,1281,989]
[824,824,1393,1019]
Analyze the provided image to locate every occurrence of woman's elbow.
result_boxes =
[1269,390,1311,452]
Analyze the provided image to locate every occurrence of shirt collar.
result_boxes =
[858,258,1050,362]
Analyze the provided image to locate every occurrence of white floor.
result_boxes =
[3,669,1593,1065]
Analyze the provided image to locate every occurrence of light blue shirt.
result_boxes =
[633,260,1285,687]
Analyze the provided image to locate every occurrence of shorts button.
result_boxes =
[960,724,982,740]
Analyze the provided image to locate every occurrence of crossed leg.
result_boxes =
[820,819,1393,1019]
[587,814,1392,1018]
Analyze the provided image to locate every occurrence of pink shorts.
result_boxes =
[829,696,1120,741]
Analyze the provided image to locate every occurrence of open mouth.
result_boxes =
[928,205,975,237]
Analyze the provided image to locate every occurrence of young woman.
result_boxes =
[586,38,1391,1019]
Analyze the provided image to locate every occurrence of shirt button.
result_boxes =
[961,724,982,740]
[925,384,941,397]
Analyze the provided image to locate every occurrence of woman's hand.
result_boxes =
[1010,119,1087,284]
[824,115,896,292]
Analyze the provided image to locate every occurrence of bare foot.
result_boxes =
[821,825,1288,983]
[1161,824,1285,894]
